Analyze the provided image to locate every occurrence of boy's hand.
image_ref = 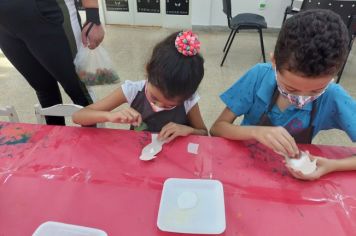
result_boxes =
[107,107,142,126]
[158,122,194,143]
[286,155,335,180]
[253,126,299,157]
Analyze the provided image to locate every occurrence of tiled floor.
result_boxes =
[0,25,355,146]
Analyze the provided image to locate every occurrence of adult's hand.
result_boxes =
[81,22,105,49]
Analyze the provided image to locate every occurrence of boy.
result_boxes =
[210,9,356,180]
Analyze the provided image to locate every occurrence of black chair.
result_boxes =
[299,0,356,83]
[282,0,301,25]
[221,0,267,66]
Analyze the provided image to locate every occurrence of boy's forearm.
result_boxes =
[73,109,109,125]
[331,156,356,172]
[210,121,256,140]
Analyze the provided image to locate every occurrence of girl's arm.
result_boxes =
[186,103,208,136]
[158,104,208,142]
[210,107,299,157]
[72,87,141,126]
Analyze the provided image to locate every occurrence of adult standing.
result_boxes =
[0,0,104,125]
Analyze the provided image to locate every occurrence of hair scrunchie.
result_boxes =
[175,30,201,56]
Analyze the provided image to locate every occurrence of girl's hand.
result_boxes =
[286,154,335,181]
[158,122,194,143]
[253,126,299,157]
[106,107,142,126]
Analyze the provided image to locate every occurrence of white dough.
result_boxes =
[288,151,317,175]
[177,191,198,209]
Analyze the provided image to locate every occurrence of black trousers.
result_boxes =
[0,0,92,125]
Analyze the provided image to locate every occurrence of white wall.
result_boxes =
[192,0,294,28]
[97,0,191,28]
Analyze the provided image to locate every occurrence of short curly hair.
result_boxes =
[274,9,350,77]
[146,31,204,100]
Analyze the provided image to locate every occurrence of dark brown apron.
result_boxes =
[129,86,188,133]
[258,87,316,144]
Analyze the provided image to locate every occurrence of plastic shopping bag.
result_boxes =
[74,45,120,86]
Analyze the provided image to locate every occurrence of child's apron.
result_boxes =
[257,87,316,144]
[130,85,188,133]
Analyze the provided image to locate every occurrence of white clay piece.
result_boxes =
[139,134,165,161]
[287,151,317,175]
[177,191,198,209]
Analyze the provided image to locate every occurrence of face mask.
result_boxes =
[275,69,332,109]
[145,85,176,112]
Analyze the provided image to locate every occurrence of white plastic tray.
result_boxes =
[33,221,107,236]
[157,178,226,234]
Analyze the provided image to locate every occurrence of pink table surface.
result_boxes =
[0,122,356,236]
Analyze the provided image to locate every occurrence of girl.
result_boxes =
[73,30,208,142]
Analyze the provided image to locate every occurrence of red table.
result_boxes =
[1,122,356,236]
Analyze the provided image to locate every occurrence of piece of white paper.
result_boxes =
[187,143,199,155]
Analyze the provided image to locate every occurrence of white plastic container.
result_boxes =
[33,221,107,236]
[157,178,226,234]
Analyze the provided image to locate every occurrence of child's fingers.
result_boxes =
[278,127,299,157]
[269,138,289,157]
[280,129,299,157]
[162,128,175,140]
[118,116,129,123]
[127,108,141,117]
[296,170,306,179]
[118,112,133,124]
[286,165,296,177]
[305,151,317,160]
[119,112,131,123]
[276,134,297,157]
[286,165,304,179]
[122,110,135,121]
[126,109,142,125]
[166,132,178,143]
[123,110,141,125]
[158,123,178,140]
[158,126,170,140]
[136,114,142,126]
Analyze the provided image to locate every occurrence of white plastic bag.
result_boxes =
[74,45,119,86]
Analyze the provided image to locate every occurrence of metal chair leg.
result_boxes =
[221,29,238,66]
[258,28,266,63]
[336,64,346,83]
[223,29,234,52]
[282,10,288,26]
